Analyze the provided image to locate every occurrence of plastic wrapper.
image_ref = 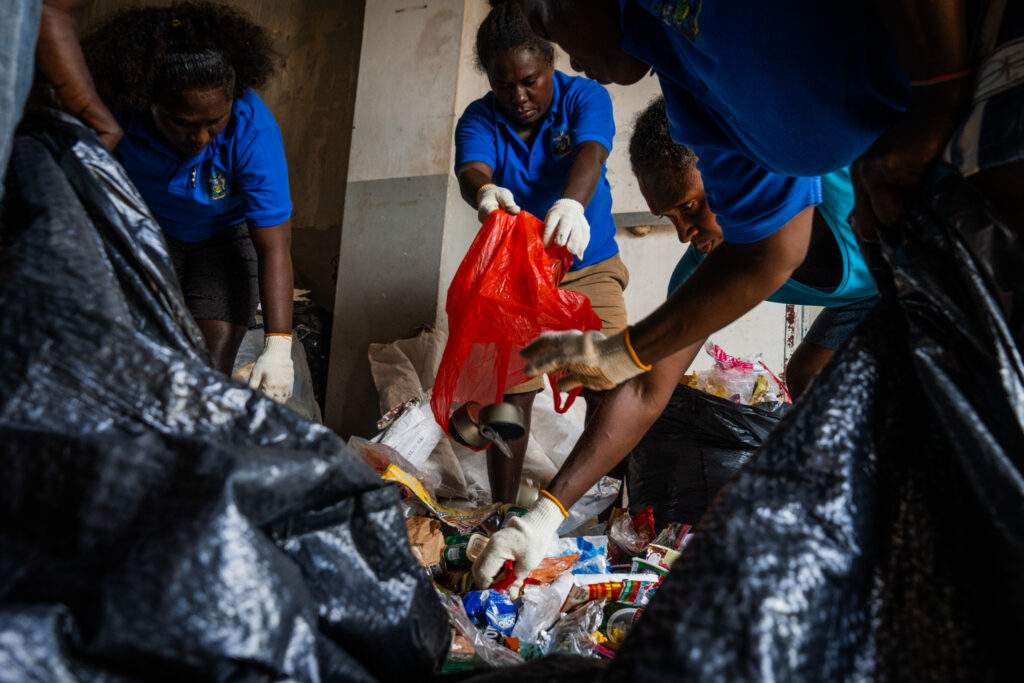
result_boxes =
[431,210,601,440]
[548,536,609,575]
[542,599,607,658]
[348,435,441,498]
[373,396,444,469]
[406,516,445,568]
[512,577,573,645]
[558,476,621,536]
[0,112,447,681]
[381,462,501,533]
[440,592,525,668]
[608,507,655,556]
[681,341,790,405]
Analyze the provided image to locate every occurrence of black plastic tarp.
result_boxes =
[0,112,448,682]
[627,386,787,526]
[605,164,1024,681]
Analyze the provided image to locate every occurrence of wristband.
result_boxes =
[539,490,569,518]
[475,183,497,204]
[624,326,652,372]
[910,68,972,87]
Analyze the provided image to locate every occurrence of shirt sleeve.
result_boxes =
[696,146,821,244]
[454,99,497,174]
[567,79,615,152]
[234,118,293,228]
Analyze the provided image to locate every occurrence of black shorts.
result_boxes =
[166,224,260,327]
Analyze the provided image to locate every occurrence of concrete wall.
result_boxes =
[325,0,804,438]
[81,0,364,311]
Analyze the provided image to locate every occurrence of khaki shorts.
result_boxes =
[507,253,630,395]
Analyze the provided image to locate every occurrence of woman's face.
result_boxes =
[488,48,555,129]
[637,166,723,254]
[525,0,649,85]
[151,86,233,158]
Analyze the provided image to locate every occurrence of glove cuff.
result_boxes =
[599,329,652,384]
[262,334,293,360]
[551,197,584,215]
[527,496,568,538]
[476,183,497,206]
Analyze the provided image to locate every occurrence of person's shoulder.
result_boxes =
[556,70,612,107]
[232,90,281,137]
[459,93,497,123]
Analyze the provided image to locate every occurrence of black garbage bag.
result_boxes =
[626,386,787,526]
[0,112,448,681]
[603,164,1024,680]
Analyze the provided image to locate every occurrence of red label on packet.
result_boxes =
[490,560,517,592]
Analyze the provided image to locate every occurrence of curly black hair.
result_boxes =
[477,2,554,74]
[629,96,698,179]
[82,1,275,111]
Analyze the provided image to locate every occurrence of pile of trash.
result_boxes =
[347,436,690,672]
[681,341,791,405]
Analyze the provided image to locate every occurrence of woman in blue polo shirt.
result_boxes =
[454,3,628,505]
[82,2,294,402]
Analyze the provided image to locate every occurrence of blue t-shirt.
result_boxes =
[115,89,292,242]
[668,168,878,307]
[619,0,909,244]
[454,70,618,270]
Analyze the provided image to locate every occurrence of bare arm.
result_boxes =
[248,220,293,335]
[561,140,608,206]
[37,0,122,150]
[630,206,814,366]
[851,1,970,239]
[457,161,494,210]
[546,338,704,508]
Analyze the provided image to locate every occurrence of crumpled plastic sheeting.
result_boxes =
[627,386,786,526]
[604,164,1024,681]
[0,113,448,681]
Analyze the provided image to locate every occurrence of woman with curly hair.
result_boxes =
[83,1,294,402]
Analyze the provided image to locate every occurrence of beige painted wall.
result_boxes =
[80,0,364,310]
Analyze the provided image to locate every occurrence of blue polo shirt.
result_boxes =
[454,70,618,270]
[115,89,292,242]
[668,168,878,307]
[619,0,909,244]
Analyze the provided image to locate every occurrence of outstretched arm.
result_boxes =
[37,0,122,150]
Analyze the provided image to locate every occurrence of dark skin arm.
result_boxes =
[456,140,608,216]
[851,0,969,240]
[546,338,704,508]
[37,0,122,150]
[248,220,294,335]
[629,206,814,366]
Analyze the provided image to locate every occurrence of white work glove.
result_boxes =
[522,328,650,392]
[471,495,567,597]
[248,334,294,403]
[543,198,590,260]
[476,183,520,223]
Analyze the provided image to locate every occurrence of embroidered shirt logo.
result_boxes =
[207,171,229,200]
[652,0,702,41]
[551,124,572,158]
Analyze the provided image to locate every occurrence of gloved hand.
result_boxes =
[248,334,294,403]
[471,495,567,596]
[477,183,520,223]
[521,328,650,392]
[543,198,590,260]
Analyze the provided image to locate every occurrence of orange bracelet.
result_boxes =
[539,490,569,518]
[623,326,652,372]
[910,67,972,87]
[265,333,293,339]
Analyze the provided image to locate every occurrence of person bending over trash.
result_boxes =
[471,96,879,593]
[497,1,1021,396]
[82,2,296,402]
[454,3,629,505]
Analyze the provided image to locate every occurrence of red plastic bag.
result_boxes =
[431,210,601,439]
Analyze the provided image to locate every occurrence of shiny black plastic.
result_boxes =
[606,164,1024,680]
[0,112,448,681]
[627,386,787,526]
